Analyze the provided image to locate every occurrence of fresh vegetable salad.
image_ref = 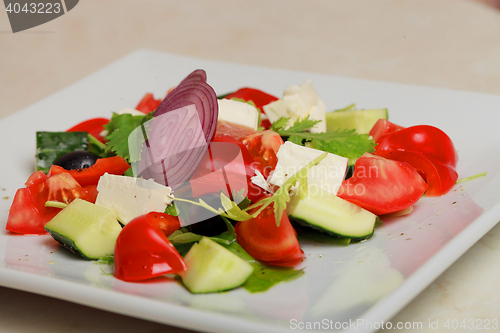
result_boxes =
[5,69,459,294]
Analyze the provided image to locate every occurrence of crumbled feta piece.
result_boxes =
[263,80,326,133]
[268,141,347,195]
[95,173,173,224]
[218,99,260,131]
[251,170,274,194]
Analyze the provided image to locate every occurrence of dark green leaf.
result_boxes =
[36,131,89,173]
[165,203,179,216]
[104,112,153,163]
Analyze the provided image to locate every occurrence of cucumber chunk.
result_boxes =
[288,185,377,241]
[44,198,122,260]
[326,108,388,134]
[180,237,254,293]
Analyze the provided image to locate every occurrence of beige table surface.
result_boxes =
[1,1,500,332]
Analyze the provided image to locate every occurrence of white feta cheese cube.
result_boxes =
[263,80,326,133]
[218,99,260,131]
[95,173,174,224]
[267,141,347,195]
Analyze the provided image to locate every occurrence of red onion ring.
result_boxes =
[132,105,208,189]
[154,70,218,143]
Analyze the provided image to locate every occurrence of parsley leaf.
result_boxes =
[104,112,153,163]
[272,116,376,165]
[269,117,291,132]
[308,131,375,165]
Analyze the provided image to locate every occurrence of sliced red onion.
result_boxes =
[179,69,206,84]
[154,69,218,142]
[130,105,208,189]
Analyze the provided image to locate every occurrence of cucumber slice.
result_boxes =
[326,108,388,134]
[44,199,122,260]
[288,185,377,241]
[180,237,254,293]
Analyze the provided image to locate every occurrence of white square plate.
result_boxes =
[1,50,500,333]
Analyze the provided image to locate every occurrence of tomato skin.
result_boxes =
[6,188,58,234]
[224,88,278,129]
[235,202,303,266]
[369,119,404,142]
[338,153,427,215]
[145,212,182,237]
[376,150,458,197]
[66,118,109,144]
[224,88,278,111]
[114,214,186,282]
[48,156,130,187]
[375,125,458,168]
[373,124,458,196]
[135,93,162,114]
[25,170,47,187]
[241,130,284,179]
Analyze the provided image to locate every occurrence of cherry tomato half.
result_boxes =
[114,213,186,282]
[338,153,427,215]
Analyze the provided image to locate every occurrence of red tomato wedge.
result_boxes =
[114,213,186,282]
[338,153,427,215]
[25,170,47,187]
[372,123,458,196]
[6,171,98,234]
[66,118,109,144]
[135,93,163,114]
[241,130,284,179]
[369,119,404,142]
[6,188,58,235]
[46,173,97,204]
[48,156,130,187]
[235,201,303,266]
[376,150,458,197]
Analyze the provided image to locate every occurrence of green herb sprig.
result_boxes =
[271,116,376,164]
